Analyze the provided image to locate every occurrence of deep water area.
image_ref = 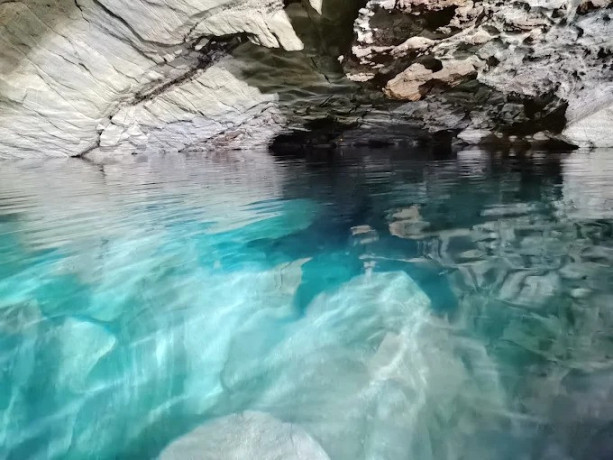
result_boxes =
[2,147,613,459]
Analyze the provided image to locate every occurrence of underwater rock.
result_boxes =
[218,272,508,460]
[160,411,330,460]
[56,318,117,393]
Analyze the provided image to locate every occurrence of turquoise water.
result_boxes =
[1,149,613,459]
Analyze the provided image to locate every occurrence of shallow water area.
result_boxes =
[1,148,613,459]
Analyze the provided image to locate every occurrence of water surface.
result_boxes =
[1,148,613,459]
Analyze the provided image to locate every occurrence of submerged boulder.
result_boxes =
[160,411,330,460]
[217,272,508,460]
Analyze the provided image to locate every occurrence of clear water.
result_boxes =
[1,148,613,460]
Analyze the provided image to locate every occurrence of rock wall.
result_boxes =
[345,0,613,147]
[0,0,324,158]
[1,0,612,157]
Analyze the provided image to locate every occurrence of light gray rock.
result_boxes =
[94,57,282,155]
[218,272,508,460]
[160,411,330,460]
[563,102,613,148]
[0,0,308,158]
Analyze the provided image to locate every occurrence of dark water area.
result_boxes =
[1,147,613,459]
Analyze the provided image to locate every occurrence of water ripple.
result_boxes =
[1,149,613,459]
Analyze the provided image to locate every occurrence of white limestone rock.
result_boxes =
[219,272,508,460]
[457,128,494,145]
[160,411,330,460]
[96,59,281,155]
[563,103,613,148]
[1,0,612,154]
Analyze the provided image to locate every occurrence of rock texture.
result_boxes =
[0,0,334,158]
[345,0,613,146]
[0,0,612,157]
[160,411,331,460]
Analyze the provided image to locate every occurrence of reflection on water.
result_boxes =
[1,149,613,459]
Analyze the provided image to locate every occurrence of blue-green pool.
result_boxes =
[2,148,613,459]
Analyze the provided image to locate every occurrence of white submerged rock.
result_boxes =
[159,411,330,460]
[56,318,117,393]
[216,272,509,460]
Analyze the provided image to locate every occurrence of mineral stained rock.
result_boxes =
[0,0,612,158]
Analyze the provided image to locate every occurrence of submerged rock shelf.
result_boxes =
[1,149,613,458]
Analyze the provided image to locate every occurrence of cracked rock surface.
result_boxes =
[345,0,613,147]
[0,0,330,158]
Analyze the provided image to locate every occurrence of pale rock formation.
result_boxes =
[160,411,331,460]
[0,0,315,158]
[563,98,613,148]
[97,59,281,155]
